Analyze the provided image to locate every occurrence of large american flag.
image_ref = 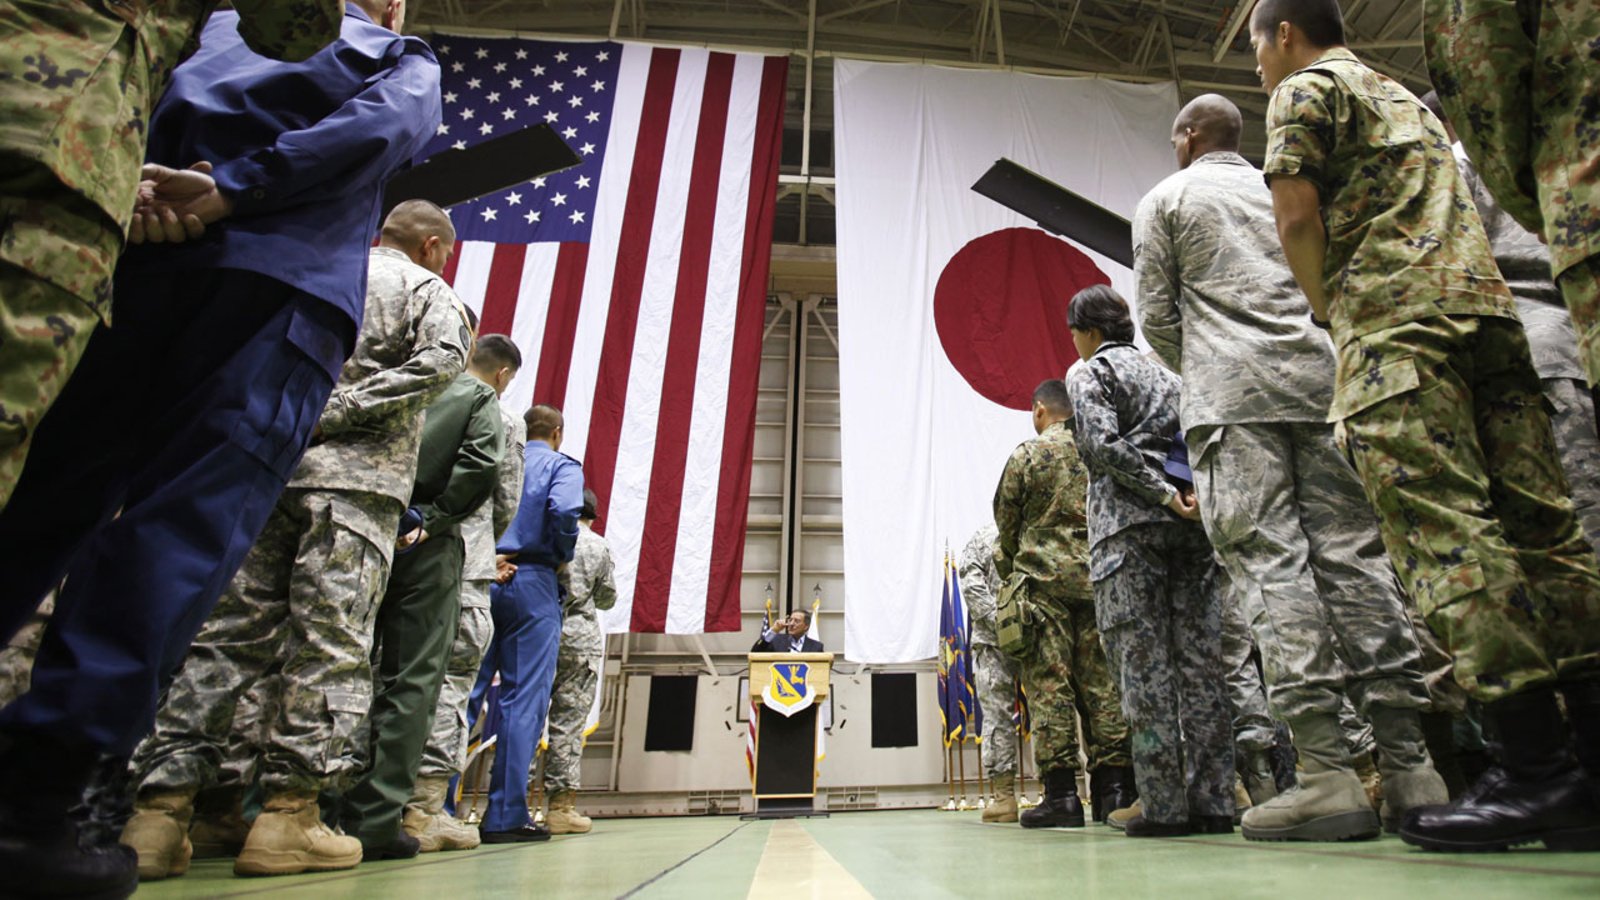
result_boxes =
[423,35,787,634]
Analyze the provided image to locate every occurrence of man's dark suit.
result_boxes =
[751,632,825,653]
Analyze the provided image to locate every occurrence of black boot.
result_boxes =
[1089,765,1137,824]
[1124,813,1192,838]
[1020,768,1084,828]
[1399,689,1600,853]
[0,728,138,899]
[1560,680,1600,777]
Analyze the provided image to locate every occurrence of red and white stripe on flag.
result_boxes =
[440,40,787,635]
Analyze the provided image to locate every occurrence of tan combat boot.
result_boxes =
[121,789,195,881]
[1233,776,1253,824]
[546,790,592,835]
[1106,799,1142,831]
[1367,704,1449,832]
[1241,715,1381,842]
[403,776,481,852]
[233,790,361,876]
[189,789,249,859]
[982,774,1019,823]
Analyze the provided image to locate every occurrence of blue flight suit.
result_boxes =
[471,440,584,832]
[0,6,441,758]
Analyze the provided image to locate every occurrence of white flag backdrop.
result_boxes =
[834,60,1179,663]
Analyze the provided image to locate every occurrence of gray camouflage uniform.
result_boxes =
[959,524,1019,779]
[1454,145,1600,560]
[134,247,469,796]
[416,406,525,780]
[543,522,617,794]
[1066,344,1235,824]
[1218,572,1276,755]
[1133,151,1438,727]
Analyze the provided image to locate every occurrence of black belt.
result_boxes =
[510,552,562,568]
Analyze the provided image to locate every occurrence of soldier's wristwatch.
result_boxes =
[1310,312,1331,330]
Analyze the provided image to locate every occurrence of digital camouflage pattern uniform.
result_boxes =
[1065,344,1233,824]
[1454,146,1600,560]
[959,524,1019,779]
[0,590,51,707]
[1135,149,1442,727]
[1424,0,1600,387]
[416,406,525,783]
[1264,48,1600,703]
[0,0,343,511]
[133,247,469,797]
[1218,573,1275,756]
[992,420,1130,778]
[543,522,617,794]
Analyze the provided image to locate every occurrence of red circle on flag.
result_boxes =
[934,228,1109,411]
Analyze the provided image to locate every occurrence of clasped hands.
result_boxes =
[128,162,235,245]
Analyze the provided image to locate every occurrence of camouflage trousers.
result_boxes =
[970,642,1020,778]
[0,158,116,512]
[1335,315,1600,702]
[1189,420,1432,721]
[133,488,402,796]
[0,589,52,708]
[1093,522,1234,823]
[542,637,601,794]
[1544,376,1600,559]
[1425,0,1600,386]
[1218,574,1276,754]
[1017,591,1130,776]
[416,586,494,779]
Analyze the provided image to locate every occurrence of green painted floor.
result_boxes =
[134,809,1600,899]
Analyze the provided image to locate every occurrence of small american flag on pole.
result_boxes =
[422,35,787,634]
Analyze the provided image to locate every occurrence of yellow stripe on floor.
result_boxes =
[747,820,874,899]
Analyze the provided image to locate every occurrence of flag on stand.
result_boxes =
[957,570,982,747]
[937,550,969,746]
[421,34,788,635]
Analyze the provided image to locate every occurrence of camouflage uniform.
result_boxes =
[0,590,51,707]
[543,523,617,794]
[1218,575,1275,755]
[1065,344,1234,824]
[134,247,469,796]
[1264,48,1600,703]
[1424,0,1600,387]
[1454,146,1600,560]
[417,406,525,781]
[993,420,1130,776]
[960,524,1020,779]
[0,0,342,510]
[1135,148,1435,727]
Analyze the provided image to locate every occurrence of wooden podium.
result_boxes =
[746,652,833,818]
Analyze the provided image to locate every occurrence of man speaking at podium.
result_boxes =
[751,610,824,653]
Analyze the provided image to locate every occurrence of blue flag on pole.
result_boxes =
[955,567,982,745]
[937,550,969,746]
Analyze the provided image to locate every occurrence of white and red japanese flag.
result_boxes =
[833,60,1178,663]
[422,36,787,634]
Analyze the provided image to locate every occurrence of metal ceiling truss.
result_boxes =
[411,2,1430,244]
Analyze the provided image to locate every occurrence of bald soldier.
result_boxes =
[1134,94,1449,842]
[123,201,468,881]
[0,0,343,515]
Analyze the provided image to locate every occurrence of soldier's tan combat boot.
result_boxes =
[1106,799,1142,831]
[982,775,1019,823]
[403,776,480,852]
[121,789,195,881]
[189,788,249,859]
[233,790,361,876]
[1233,776,1253,824]
[1240,747,1280,806]
[1367,704,1449,832]
[546,790,593,835]
[1241,715,1381,842]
